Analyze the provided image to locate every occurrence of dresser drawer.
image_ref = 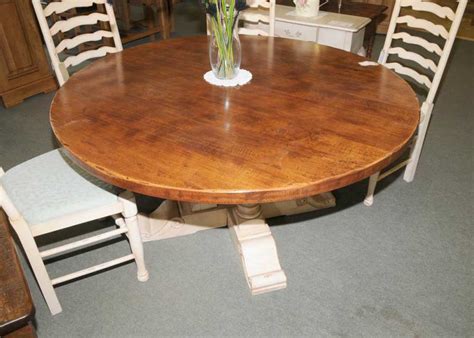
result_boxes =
[275,21,317,42]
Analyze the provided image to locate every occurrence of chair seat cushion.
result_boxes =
[1,149,119,226]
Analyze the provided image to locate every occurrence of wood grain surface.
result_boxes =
[0,209,35,336]
[50,36,419,204]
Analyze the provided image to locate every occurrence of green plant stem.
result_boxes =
[210,0,237,79]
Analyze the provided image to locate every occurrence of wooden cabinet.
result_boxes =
[350,0,395,33]
[0,0,57,108]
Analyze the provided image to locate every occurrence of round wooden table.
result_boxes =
[50,35,419,295]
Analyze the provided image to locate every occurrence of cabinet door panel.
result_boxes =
[0,0,54,92]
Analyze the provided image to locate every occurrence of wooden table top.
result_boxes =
[50,36,419,204]
[0,209,35,336]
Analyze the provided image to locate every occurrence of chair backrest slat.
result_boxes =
[32,0,123,87]
[56,30,115,53]
[387,47,438,72]
[400,0,456,20]
[396,15,449,38]
[391,32,443,56]
[43,0,107,16]
[63,46,118,68]
[385,62,433,88]
[49,13,110,35]
[240,11,271,24]
[380,0,467,106]
[238,0,276,36]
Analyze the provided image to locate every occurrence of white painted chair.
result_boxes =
[238,0,276,36]
[32,0,123,86]
[364,0,468,206]
[0,149,149,315]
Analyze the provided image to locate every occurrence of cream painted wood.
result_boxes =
[364,0,468,206]
[228,209,287,295]
[63,46,118,68]
[39,227,129,258]
[55,30,115,53]
[387,47,438,72]
[32,0,123,86]
[400,0,455,20]
[30,202,123,237]
[137,193,334,295]
[273,5,370,55]
[384,62,433,88]
[239,0,276,36]
[138,193,335,242]
[0,169,149,315]
[43,0,108,16]
[396,15,449,38]
[391,32,443,56]
[51,254,135,285]
[49,13,110,35]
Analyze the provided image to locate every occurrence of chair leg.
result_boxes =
[364,172,380,206]
[404,120,430,183]
[125,214,149,282]
[404,102,435,183]
[119,191,149,282]
[13,220,62,315]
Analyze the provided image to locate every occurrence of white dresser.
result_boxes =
[243,5,371,55]
[275,6,370,54]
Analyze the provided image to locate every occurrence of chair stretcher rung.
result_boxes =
[51,254,135,285]
[378,160,410,180]
[40,227,129,259]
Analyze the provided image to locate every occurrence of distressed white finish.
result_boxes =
[32,0,123,86]
[64,46,118,67]
[49,13,110,35]
[387,47,438,72]
[56,30,115,53]
[364,0,468,206]
[239,0,276,36]
[400,0,456,20]
[391,32,443,56]
[138,193,335,295]
[273,6,370,55]
[43,0,107,16]
[384,62,433,88]
[138,194,335,242]
[39,227,129,258]
[228,207,287,295]
[0,159,148,316]
[51,254,135,285]
[396,15,449,38]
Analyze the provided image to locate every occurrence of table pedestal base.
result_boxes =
[137,193,335,294]
[228,204,287,295]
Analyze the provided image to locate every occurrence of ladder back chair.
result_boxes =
[32,0,123,86]
[364,0,468,206]
[0,150,149,315]
[2,1,148,315]
[238,0,276,36]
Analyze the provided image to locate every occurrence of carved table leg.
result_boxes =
[228,204,287,295]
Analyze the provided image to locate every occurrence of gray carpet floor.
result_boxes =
[0,2,473,337]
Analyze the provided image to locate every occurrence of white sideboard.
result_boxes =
[242,5,371,55]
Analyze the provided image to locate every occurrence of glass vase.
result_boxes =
[208,14,241,80]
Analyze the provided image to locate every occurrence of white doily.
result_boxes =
[203,69,252,87]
